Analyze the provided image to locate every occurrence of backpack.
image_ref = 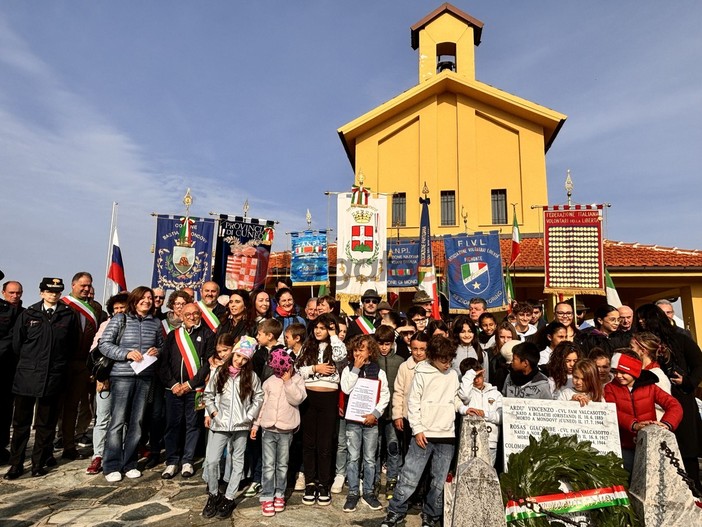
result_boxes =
[87,314,126,382]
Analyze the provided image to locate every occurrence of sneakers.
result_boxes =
[331,473,345,493]
[302,483,317,505]
[105,471,122,483]
[343,494,359,512]
[217,497,236,518]
[161,464,178,479]
[181,463,194,478]
[294,471,306,491]
[362,493,383,511]
[76,433,92,448]
[125,469,142,479]
[421,513,441,527]
[273,497,285,512]
[381,510,406,527]
[243,481,262,497]
[261,500,275,517]
[386,478,397,500]
[317,484,331,506]
[202,493,220,518]
[86,456,102,475]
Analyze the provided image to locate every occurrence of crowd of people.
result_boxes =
[1,273,701,527]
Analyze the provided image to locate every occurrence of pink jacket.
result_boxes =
[253,373,307,432]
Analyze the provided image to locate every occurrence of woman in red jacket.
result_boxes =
[604,350,683,474]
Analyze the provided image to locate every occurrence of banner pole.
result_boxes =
[102,202,117,306]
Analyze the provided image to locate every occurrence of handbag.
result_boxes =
[88,314,126,382]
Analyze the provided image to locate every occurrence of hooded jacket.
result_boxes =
[204,367,263,432]
[408,361,467,439]
[459,370,502,448]
[392,356,420,420]
[503,369,552,400]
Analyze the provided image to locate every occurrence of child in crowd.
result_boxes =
[296,313,347,506]
[209,333,235,369]
[604,351,682,473]
[392,332,429,457]
[557,359,604,406]
[451,315,487,380]
[373,325,405,500]
[382,335,469,527]
[547,342,581,398]
[282,322,308,491]
[536,321,568,368]
[341,335,390,512]
[512,302,537,341]
[589,347,613,386]
[503,342,552,399]
[283,322,306,361]
[251,349,307,517]
[202,336,263,519]
[332,316,350,495]
[459,358,502,466]
[478,312,497,351]
[490,322,517,393]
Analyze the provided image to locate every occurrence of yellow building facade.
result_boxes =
[338,4,567,237]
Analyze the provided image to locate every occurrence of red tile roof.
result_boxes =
[267,236,702,272]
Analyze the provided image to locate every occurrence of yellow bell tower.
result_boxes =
[338,3,567,237]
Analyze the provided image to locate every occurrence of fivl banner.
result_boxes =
[543,205,605,295]
[151,215,215,290]
[444,231,506,312]
[387,242,419,290]
[336,185,387,303]
[290,230,329,286]
[213,215,275,295]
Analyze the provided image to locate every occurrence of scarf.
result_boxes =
[275,305,294,318]
[228,365,241,379]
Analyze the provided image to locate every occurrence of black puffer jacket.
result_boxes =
[12,301,79,397]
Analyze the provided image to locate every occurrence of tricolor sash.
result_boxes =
[62,295,97,328]
[162,319,175,337]
[197,301,221,331]
[355,316,375,335]
[175,327,201,379]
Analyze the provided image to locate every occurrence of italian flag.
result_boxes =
[505,485,630,521]
[605,269,622,308]
[510,208,520,266]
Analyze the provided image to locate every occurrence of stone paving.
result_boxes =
[0,454,425,527]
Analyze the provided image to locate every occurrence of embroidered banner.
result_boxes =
[444,231,506,312]
[387,242,419,289]
[290,230,328,286]
[543,205,605,295]
[505,486,630,522]
[212,215,275,295]
[335,190,387,303]
[151,215,215,291]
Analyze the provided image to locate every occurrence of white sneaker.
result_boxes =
[331,474,345,494]
[294,472,306,491]
[125,469,142,479]
[161,464,178,479]
[105,471,122,483]
[181,463,194,478]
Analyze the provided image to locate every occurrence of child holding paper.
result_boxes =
[340,335,390,512]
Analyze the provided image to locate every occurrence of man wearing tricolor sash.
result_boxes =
[346,288,382,340]
[197,281,226,332]
[58,272,105,461]
[158,302,214,479]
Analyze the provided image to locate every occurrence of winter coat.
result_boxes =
[604,370,683,450]
[254,373,306,432]
[204,368,263,432]
[252,344,286,384]
[12,301,79,397]
[377,348,404,419]
[459,371,502,448]
[63,296,105,361]
[408,361,467,439]
[392,356,420,420]
[503,370,552,400]
[99,312,163,377]
[0,299,23,359]
[158,323,214,390]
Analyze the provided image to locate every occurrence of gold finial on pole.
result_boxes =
[183,188,193,216]
[243,199,249,218]
[358,171,365,186]
[461,206,468,234]
[565,170,574,206]
[421,181,429,199]
[306,208,312,227]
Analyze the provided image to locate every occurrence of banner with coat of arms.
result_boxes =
[151,215,215,290]
[212,215,275,295]
[290,230,328,286]
[336,185,387,303]
[387,242,419,290]
[443,231,506,312]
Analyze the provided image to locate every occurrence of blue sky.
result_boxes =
[1,1,700,302]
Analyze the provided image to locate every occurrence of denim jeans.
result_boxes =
[335,417,348,476]
[92,389,111,459]
[345,421,379,495]
[103,376,151,474]
[388,439,454,518]
[164,390,200,465]
[260,429,293,501]
[375,418,402,483]
[204,430,247,500]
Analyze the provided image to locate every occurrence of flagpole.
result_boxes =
[103,202,118,306]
